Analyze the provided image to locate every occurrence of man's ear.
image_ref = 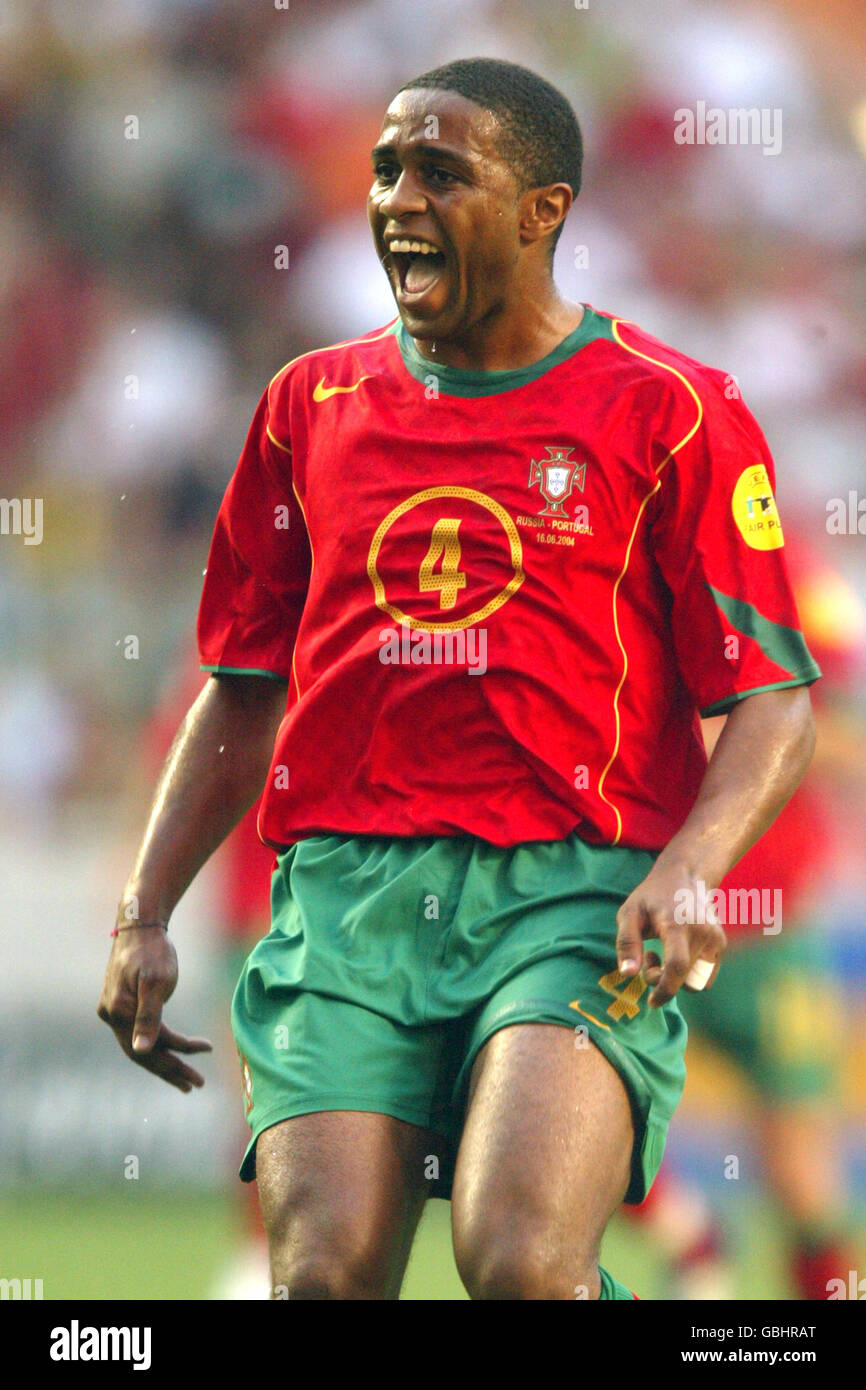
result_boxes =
[519,182,573,249]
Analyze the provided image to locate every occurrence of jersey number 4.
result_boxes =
[598,967,648,1021]
[419,518,467,610]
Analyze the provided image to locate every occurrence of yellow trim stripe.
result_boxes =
[266,425,292,454]
[596,480,661,843]
[289,478,314,703]
[596,320,705,844]
[611,319,704,474]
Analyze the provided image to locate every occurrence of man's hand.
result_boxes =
[615,860,727,1009]
[613,689,816,1008]
[97,927,212,1092]
[97,674,284,1092]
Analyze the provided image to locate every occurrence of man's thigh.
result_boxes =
[451,1023,634,1300]
[255,1110,437,1300]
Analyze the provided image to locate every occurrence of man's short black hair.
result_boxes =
[397,57,582,254]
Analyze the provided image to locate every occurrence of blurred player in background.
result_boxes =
[629,537,865,1300]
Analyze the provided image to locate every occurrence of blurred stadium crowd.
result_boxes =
[1,0,865,1294]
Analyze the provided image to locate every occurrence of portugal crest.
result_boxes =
[528,447,586,517]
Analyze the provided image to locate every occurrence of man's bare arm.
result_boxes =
[98,674,288,1088]
[121,673,287,926]
[616,685,816,1006]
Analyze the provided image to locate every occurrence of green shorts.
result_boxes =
[679,927,843,1102]
[230,832,688,1204]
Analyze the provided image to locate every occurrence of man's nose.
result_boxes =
[378,169,428,218]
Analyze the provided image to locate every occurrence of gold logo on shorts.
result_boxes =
[568,999,610,1031]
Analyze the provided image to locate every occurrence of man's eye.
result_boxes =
[428,168,457,185]
[373,163,397,181]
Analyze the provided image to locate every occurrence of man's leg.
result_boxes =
[256,1111,436,1300]
[451,1023,634,1300]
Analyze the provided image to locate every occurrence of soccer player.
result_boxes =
[98,58,820,1301]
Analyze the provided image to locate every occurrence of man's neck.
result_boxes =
[411,290,584,373]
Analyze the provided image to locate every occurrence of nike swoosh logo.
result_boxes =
[568,999,610,1031]
[313,375,372,402]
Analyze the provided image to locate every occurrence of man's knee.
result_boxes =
[270,1236,396,1300]
[264,1183,399,1298]
[454,1221,600,1301]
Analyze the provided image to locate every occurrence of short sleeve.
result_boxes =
[648,373,821,716]
[197,387,310,681]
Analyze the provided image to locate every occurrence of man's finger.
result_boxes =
[139,1055,194,1093]
[684,957,715,990]
[650,917,726,1005]
[156,1028,213,1055]
[642,950,663,986]
[615,899,646,976]
[132,973,167,1052]
[148,1051,207,1090]
[683,947,724,993]
[648,920,692,1007]
[122,1036,207,1091]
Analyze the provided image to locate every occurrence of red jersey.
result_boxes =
[197,305,819,851]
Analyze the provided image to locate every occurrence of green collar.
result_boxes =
[391,304,613,397]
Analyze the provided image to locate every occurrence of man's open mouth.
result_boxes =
[387,238,447,299]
